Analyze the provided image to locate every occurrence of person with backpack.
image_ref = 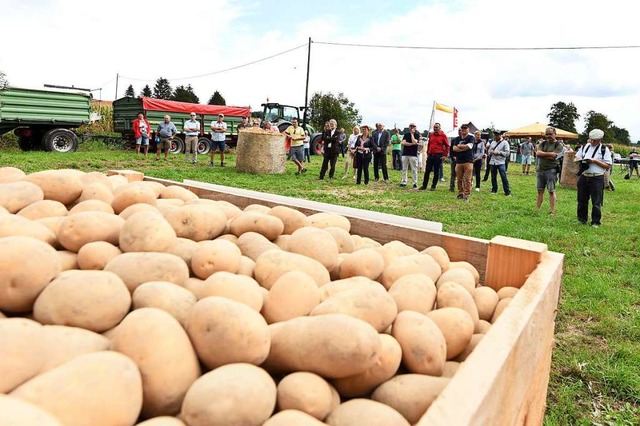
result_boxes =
[574,129,612,227]
[535,127,564,216]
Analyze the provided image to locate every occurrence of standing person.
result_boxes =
[209,114,227,167]
[535,127,564,215]
[629,147,640,178]
[449,129,461,192]
[399,123,420,189]
[451,124,475,201]
[284,118,306,175]
[575,129,612,227]
[390,128,402,170]
[156,114,177,161]
[338,128,347,158]
[488,132,512,196]
[343,126,360,178]
[355,125,374,185]
[503,135,511,171]
[184,112,200,165]
[303,130,311,163]
[519,136,534,175]
[237,115,251,130]
[472,131,486,192]
[319,119,340,180]
[132,112,151,157]
[372,123,390,182]
[420,122,449,191]
[483,137,492,182]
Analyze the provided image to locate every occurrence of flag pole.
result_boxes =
[429,101,436,131]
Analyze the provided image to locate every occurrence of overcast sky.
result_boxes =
[1,0,638,141]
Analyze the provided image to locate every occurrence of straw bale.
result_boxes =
[236,129,287,174]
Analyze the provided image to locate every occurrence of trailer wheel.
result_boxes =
[170,137,185,154]
[43,129,78,153]
[18,137,35,151]
[197,137,211,155]
[312,136,324,155]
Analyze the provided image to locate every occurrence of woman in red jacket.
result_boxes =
[132,112,151,157]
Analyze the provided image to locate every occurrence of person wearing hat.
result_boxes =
[574,129,612,227]
[535,127,564,215]
[237,116,251,131]
[209,113,227,167]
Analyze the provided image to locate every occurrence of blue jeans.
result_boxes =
[490,163,511,194]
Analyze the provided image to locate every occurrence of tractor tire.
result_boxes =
[197,137,211,155]
[42,128,78,153]
[170,137,185,154]
[312,135,324,155]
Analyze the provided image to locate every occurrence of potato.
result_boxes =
[373,245,403,270]
[24,170,84,205]
[449,260,480,284]
[491,297,512,323]
[422,245,450,271]
[181,363,276,426]
[119,202,160,219]
[110,308,200,418]
[0,394,63,426]
[80,171,112,188]
[264,410,327,426]
[160,185,198,202]
[34,216,64,247]
[338,248,385,280]
[162,204,227,241]
[455,333,484,362]
[427,307,475,360]
[383,240,419,256]
[273,234,291,250]
[254,249,330,289]
[263,314,381,379]
[105,252,190,293]
[310,284,397,332]
[0,318,45,393]
[473,286,500,321]
[436,267,476,293]
[388,273,437,314]
[326,399,409,426]
[17,199,68,220]
[442,361,461,378]
[68,199,115,215]
[186,297,270,369]
[325,226,355,253]
[33,270,131,333]
[77,241,122,270]
[0,166,27,183]
[107,174,129,190]
[191,239,242,279]
[0,181,44,213]
[111,185,157,214]
[236,231,280,261]
[0,214,57,246]
[10,351,143,426]
[497,286,519,299]
[244,203,272,214]
[164,237,199,272]
[380,253,441,289]
[132,281,197,326]
[371,374,450,424]
[216,233,239,244]
[476,319,492,334]
[77,182,114,204]
[183,277,205,298]
[136,418,186,426]
[352,234,381,250]
[262,271,320,323]
[318,276,380,301]
[209,199,243,219]
[267,205,310,234]
[39,325,110,373]
[277,372,334,420]
[436,281,480,327]
[156,198,185,212]
[57,250,78,271]
[0,236,61,313]
[289,227,339,271]
[57,211,124,252]
[200,272,263,312]
[119,211,177,253]
[392,310,447,375]
[307,212,351,232]
[238,255,256,277]
[230,211,285,240]
[332,334,402,398]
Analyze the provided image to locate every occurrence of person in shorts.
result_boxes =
[519,136,534,175]
[284,118,306,175]
[209,114,227,167]
[156,115,178,161]
[132,112,151,157]
[535,127,564,215]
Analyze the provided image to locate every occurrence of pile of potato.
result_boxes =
[0,166,520,426]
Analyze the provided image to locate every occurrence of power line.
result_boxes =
[120,43,308,83]
[314,40,640,51]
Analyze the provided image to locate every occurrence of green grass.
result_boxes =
[1,144,639,425]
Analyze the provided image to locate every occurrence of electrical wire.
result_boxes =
[313,40,640,51]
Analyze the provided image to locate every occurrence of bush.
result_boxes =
[0,133,19,150]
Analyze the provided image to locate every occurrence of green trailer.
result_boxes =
[113,97,251,154]
[0,87,91,152]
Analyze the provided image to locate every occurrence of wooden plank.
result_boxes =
[485,236,548,290]
[107,169,144,182]
[417,251,564,426]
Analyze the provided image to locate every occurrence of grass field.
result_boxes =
[1,142,639,425]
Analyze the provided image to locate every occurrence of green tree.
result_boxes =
[140,85,152,97]
[152,77,173,100]
[581,111,613,144]
[172,84,199,103]
[547,101,580,133]
[208,91,226,105]
[609,125,631,145]
[124,84,135,97]
[0,70,8,89]
[308,91,361,131]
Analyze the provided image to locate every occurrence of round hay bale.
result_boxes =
[236,129,286,174]
[560,151,610,190]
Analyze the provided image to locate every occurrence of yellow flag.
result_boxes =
[435,102,454,113]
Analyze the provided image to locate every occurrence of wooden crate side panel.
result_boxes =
[418,251,563,426]
[485,236,548,290]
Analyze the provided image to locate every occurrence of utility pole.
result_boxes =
[114,73,119,99]
[302,37,311,129]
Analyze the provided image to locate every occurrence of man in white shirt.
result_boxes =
[574,128,612,227]
[209,114,227,167]
[184,112,200,165]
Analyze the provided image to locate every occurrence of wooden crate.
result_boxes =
[127,172,564,425]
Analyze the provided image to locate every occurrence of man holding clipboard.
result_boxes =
[284,118,307,175]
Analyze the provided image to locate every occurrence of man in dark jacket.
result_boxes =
[372,123,390,182]
[319,119,340,180]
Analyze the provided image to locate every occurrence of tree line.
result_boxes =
[547,101,632,145]
[124,77,226,106]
